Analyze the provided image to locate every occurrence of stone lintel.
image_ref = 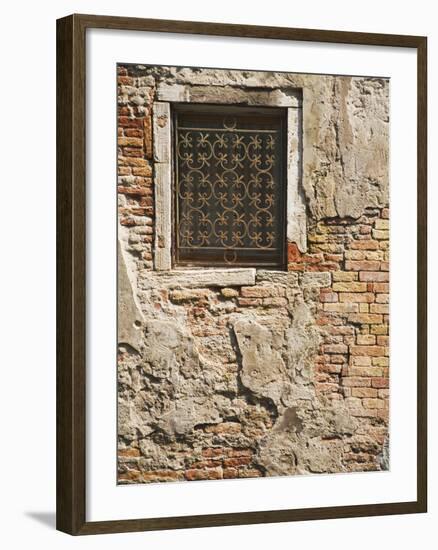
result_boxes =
[157,83,301,107]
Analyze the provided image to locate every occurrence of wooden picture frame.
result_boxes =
[56,13,427,535]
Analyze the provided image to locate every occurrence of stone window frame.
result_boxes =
[152,82,306,285]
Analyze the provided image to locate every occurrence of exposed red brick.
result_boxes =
[118,75,133,85]
[356,334,376,345]
[350,345,386,357]
[185,468,223,481]
[238,469,263,478]
[238,298,262,307]
[320,290,338,303]
[223,457,252,467]
[118,186,150,197]
[118,447,141,458]
[339,292,375,303]
[241,286,273,298]
[348,313,383,324]
[352,387,378,398]
[350,239,379,250]
[370,324,388,335]
[202,448,225,459]
[324,303,359,313]
[371,377,389,389]
[118,116,144,128]
[341,377,372,387]
[119,156,149,167]
[123,147,144,157]
[125,128,143,138]
[370,303,389,314]
[333,283,367,294]
[143,116,153,158]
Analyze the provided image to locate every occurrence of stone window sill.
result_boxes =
[144,268,256,289]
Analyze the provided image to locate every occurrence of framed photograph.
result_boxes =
[56,14,427,535]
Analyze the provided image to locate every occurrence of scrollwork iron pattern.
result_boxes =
[175,113,284,266]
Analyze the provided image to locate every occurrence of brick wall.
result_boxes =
[295,211,389,413]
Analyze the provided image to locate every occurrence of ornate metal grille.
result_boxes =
[174,106,286,267]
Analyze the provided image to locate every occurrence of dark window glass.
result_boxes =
[174,105,286,268]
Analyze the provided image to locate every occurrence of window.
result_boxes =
[173,105,287,268]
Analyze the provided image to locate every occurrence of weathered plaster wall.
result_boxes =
[117,65,390,483]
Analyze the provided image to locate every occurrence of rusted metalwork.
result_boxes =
[174,106,286,267]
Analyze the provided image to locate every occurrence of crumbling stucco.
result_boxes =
[117,240,144,351]
[118,267,355,478]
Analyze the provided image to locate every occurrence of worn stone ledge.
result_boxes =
[141,268,256,289]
